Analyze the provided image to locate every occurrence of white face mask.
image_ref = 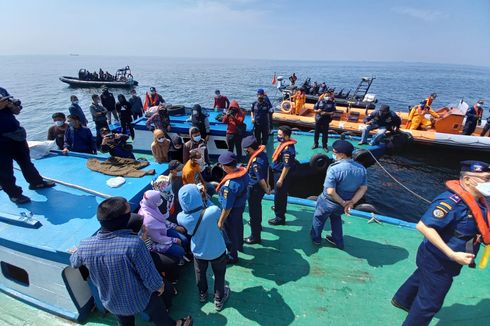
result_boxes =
[54,121,64,127]
[157,199,164,207]
[193,135,202,142]
[157,138,165,143]
[72,100,79,105]
[332,153,337,161]
[475,182,490,197]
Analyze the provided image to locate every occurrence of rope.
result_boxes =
[366,150,431,204]
[14,167,111,199]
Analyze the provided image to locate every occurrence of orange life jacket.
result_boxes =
[446,180,490,244]
[144,93,160,110]
[272,139,297,162]
[215,145,266,192]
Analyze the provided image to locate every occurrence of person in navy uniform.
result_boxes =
[312,91,336,150]
[310,140,368,248]
[463,100,484,135]
[392,160,490,326]
[358,104,401,146]
[269,125,296,226]
[251,89,272,145]
[242,136,271,244]
[216,151,250,264]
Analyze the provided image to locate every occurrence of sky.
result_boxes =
[1,0,489,67]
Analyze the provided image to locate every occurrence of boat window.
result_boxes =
[1,261,29,286]
[214,140,228,149]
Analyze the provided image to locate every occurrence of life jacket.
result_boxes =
[144,93,160,110]
[272,139,297,162]
[216,167,248,192]
[246,145,266,170]
[446,180,490,245]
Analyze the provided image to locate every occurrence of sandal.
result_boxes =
[176,315,193,326]
[29,180,55,190]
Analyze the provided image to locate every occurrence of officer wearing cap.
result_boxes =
[312,90,336,150]
[251,89,272,145]
[269,125,296,226]
[242,136,270,244]
[216,151,250,264]
[392,160,490,325]
[463,100,484,135]
[311,140,367,248]
[359,104,401,145]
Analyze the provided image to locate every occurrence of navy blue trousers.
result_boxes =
[394,245,460,326]
[273,172,291,221]
[248,184,265,239]
[224,206,245,260]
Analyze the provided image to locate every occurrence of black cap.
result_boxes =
[242,135,258,148]
[380,104,390,111]
[171,135,183,145]
[168,160,183,171]
[150,87,156,92]
[218,151,237,165]
[460,160,490,173]
[332,140,354,155]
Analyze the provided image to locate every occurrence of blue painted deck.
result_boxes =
[133,110,254,136]
[0,153,168,264]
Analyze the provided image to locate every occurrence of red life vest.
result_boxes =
[144,93,160,110]
[446,180,490,244]
[215,145,266,192]
[272,139,297,162]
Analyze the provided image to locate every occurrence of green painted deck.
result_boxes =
[1,199,489,325]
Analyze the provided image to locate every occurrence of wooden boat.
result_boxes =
[273,101,490,152]
[2,185,489,324]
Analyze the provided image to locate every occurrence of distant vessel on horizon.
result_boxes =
[69,53,79,56]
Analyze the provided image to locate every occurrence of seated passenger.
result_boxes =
[359,104,401,146]
[407,101,440,130]
[139,190,187,263]
[151,129,171,163]
[62,115,97,155]
[100,127,135,159]
[168,134,184,163]
[146,103,171,132]
[47,112,69,150]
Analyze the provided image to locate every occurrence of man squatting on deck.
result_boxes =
[392,160,490,326]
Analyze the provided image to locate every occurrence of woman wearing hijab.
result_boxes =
[151,129,171,163]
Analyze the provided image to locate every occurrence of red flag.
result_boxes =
[272,72,277,85]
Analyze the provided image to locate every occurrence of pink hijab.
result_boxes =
[139,190,165,222]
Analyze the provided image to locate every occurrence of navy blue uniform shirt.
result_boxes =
[251,101,271,126]
[272,143,296,172]
[248,151,269,187]
[219,173,250,209]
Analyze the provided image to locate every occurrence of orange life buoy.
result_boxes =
[280,100,293,114]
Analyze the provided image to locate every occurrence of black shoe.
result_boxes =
[325,236,344,250]
[29,180,55,190]
[268,217,285,226]
[10,194,31,204]
[391,298,409,312]
[183,253,193,263]
[226,254,238,265]
[322,146,329,152]
[311,144,318,149]
[199,291,208,303]
[244,236,261,244]
[214,287,230,311]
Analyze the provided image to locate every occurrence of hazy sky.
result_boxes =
[1,0,489,66]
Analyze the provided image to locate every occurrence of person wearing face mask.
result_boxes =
[169,134,184,163]
[62,115,97,155]
[100,127,135,159]
[100,86,119,124]
[189,104,210,142]
[70,197,193,326]
[183,127,211,175]
[359,104,401,146]
[144,87,165,111]
[89,94,109,147]
[47,112,69,149]
[151,129,171,163]
[216,152,249,264]
[222,100,245,162]
[463,100,484,135]
[128,89,144,120]
[242,136,270,244]
[251,89,272,145]
[68,95,88,127]
[269,125,297,226]
[310,140,367,248]
[312,91,336,150]
[392,160,490,326]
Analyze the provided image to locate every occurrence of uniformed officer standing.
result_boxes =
[242,136,271,244]
[216,152,250,264]
[392,160,490,326]
[312,92,336,150]
[269,126,296,226]
[251,89,272,145]
[310,140,368,248]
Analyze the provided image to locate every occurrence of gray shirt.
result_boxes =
[89,103,108,123]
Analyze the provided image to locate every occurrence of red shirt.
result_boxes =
[214,96,230,109]
[222,108,245,134]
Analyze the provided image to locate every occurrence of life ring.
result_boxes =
[309,153,330,172]
[280,100,293,114]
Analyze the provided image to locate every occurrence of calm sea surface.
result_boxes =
[1,55,489,221]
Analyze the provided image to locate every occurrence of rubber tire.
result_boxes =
[167,105,186,116]
[309,153,330,173]
[352,149,375,168]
